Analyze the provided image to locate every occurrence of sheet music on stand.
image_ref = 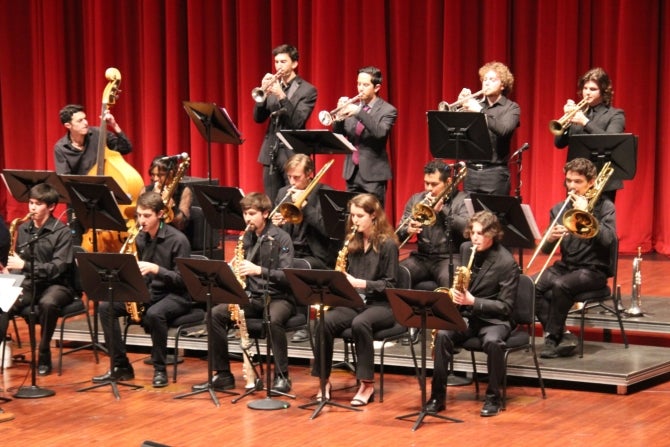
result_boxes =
[276,130,355,155]
[0,274,24,312]
[465,195,541,248]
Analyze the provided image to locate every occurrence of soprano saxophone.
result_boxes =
[230,225,257,388]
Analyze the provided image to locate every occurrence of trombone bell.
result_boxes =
[562,209,599,239]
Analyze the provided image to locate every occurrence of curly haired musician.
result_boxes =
[92,191,192,388]
[310,193,399,407]
[397,160,470,288]
[0,183,75,376]
[142,155,193,233]
[190,192,296,394]
[426,211,519,417]
[534,158,616,359]
[554,67,626,202]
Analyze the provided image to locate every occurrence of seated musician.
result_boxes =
[397,159,469,288]
[92,191,192,388]
[0,184,75,376]
[311,193,398,406]
[425,211,519,417]
[534,157,616,358]
[142,155,193,233]
[190,192,296,393]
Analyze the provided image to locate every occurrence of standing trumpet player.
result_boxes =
[534,158,616,359]
[253,44,317,203]
[335,66,397,209]
[397,160,469,288]
[425,211,519,418]
[553,67,625,202]
[457,61,519,196]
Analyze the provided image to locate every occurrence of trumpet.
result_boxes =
[549,97,588,135]
[251,69,285,103]
[438,89,487,111]
[528,162,614,283]
[396,163,467,248]
[269,159,335,224]
[318,94,363,126]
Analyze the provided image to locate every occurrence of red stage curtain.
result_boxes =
[0,0,667,254]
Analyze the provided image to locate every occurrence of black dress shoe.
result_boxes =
[152,370,168,388]
[191,372,235,392]
[92,365,135,383]
[37,364,52,376]
[271,376,292,393]
[291,329,309,343]
[540,338,559,359]
[480,395,502,417]
[424,397,445,413]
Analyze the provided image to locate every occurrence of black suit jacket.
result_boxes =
[554,103,626,190]
[254,75,317,168]
[461,240,518,327]
[336,97,397,182]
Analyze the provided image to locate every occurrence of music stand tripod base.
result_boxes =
[78,379,142,401]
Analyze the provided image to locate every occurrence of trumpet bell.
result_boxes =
[563,209,599,239]
[251,87,266,103]
[549,119,566,136]
[318,110,334,126]
[278,202,303,224]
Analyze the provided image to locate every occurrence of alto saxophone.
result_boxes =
[229,225,256,388]
[314,225,358,316]
[431,244,477,356]
[8,212,34,256]
[122,222,145,323]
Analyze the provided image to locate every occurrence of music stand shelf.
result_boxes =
[427,111,492,162]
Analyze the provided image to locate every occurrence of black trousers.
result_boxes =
[401,254,459,288]
[0,284,73,363]
[99,294,191,371]
[431,320,510,399]
[208,297,295,375]
[346,166,387,210]
[311,302,395,381]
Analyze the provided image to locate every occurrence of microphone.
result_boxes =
[159,152,189,161]
[511,142,530,158]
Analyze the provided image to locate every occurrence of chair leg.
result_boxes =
[579,302,587,358]
[611,291,629,349]
[12,317,22,348]
[470,351,479,397]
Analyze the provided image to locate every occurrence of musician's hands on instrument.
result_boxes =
[5,254,25,271]
[563,99,589,126]
[336,97,360,120]
[102,110,122,133]
[458,88,482,112]
[262,73,285,99]
[450,288,475,306]
[572,193,589,211]
[407,219,423,235]
[345,273,366,290]
[236,260,262,277]
[271,212,286,226]
[137,261,159,276]
[548,224,568,243]
[433,197,445,213]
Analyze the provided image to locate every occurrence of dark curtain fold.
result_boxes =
[0,0,667,254]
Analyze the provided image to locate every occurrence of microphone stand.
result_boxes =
[248,233,294,410]
[14,227,57,399]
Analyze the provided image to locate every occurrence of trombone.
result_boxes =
[269,159,335,224]
[549,97,588,135]
[318,94,363,126]
[527,162,614,283]
[438,89,486,111]
[251,69,285,103]
[396,163,467,248]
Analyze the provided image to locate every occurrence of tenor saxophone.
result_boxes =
[8,212,34,256]
[431,244,477,357]
[229,225,256,388]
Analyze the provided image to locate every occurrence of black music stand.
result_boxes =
[283,268,365,420]
[386,288,467,431]
[75,253,148,399]
[467,194,540,266]
[183,101,244,184]
[427,111,492,162]
[567,133,638,180]
[1,170,70,203]
[277,129,355,163]
[173,258,246,407]
[192,185,245,260]
[319,190,358,243]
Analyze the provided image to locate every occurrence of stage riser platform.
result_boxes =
[58,317,670,395]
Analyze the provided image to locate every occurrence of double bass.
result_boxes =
[82,67,144,252]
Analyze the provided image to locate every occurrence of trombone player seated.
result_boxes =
[397,160,469,288]
[532,158,616,358]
